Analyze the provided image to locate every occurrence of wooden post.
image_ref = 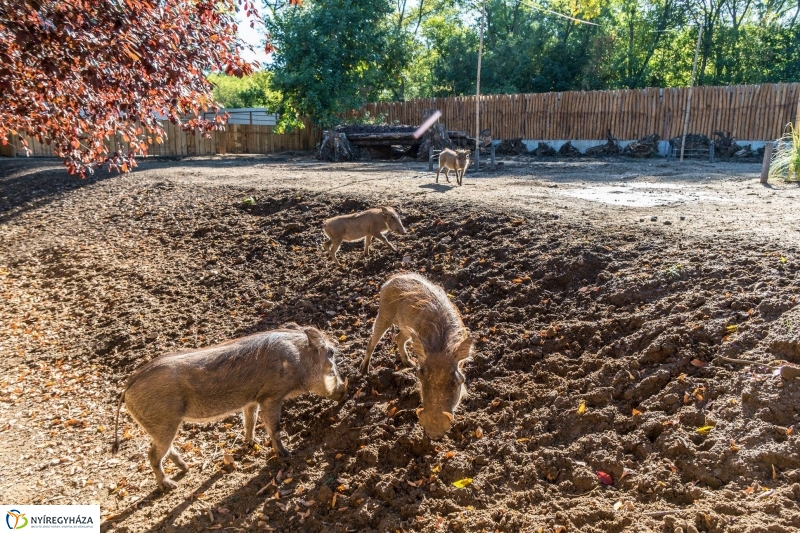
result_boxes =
[474,0,485,173]
[428,145,434,172]
[680,26,703,162]
[709,140,714,163]
[490,144,496,170]
[761,141,773,184]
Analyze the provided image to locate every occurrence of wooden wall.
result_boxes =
[354,83,800,141]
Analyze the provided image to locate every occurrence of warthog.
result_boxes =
[322,206,407,265]
[359,273,474,439]
[112,324,347,490]
[436,148,470,186]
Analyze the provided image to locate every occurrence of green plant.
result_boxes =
[242,197,256,206]
[769,123,800,182]
[664,264,682,280]
[343,111,389,126]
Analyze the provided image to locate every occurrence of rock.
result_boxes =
[316,484,334,505]
[374,480,395,503]
[663,221,672,225]
[651,216,658,222]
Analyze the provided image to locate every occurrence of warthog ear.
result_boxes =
[407,328,427,363]
[304,327,327,351]
[380,206,391,218]
[454,335,474,362]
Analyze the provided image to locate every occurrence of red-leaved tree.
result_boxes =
[0,0,261,175]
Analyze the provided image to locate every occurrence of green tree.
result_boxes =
[264,0,397,129]
[207,71,277,109]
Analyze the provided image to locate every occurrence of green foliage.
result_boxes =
[261,0,799,122]
[264,0,397,130]
[770,123,800,182]
[207,71,277,109]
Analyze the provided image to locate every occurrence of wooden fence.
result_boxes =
[1,117,319,158]
[355,83,800,141]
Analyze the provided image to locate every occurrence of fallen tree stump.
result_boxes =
[669,134,710,157]
[559,141,581,157]
[586,130,620,156]
[417,109,455,160]
[317,131,356,162]
[625,134,660,158]
[496,138,528,155]
[535,142,556,156]
[713,130,743,158]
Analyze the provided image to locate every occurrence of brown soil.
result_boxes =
[1,154,800,533]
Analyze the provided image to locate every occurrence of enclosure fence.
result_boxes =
[355,83,800,142]
[0,117,319,158]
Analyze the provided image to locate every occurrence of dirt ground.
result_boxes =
[1,153,800,533]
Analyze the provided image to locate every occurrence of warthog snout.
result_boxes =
[328,376,349,403]
[417,408,454,440]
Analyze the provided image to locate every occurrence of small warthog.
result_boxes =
[359,273,474,439]
[322,206,407,266]
[112,324,347,490]
[436,148,470,186]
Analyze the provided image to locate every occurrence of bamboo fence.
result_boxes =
[354,83,800,141]
[1,118,319,158]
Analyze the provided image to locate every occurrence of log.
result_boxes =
[345,132,418,142]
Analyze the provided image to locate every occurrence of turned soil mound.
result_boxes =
[0,157,799,533]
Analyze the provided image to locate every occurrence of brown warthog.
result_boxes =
[322,206,407,265]
[436,148,470,186]
[359,273,474,439]
[112,324,347,490]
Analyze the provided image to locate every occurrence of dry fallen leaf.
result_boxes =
[730,440,740,452]
[577,400,586,415]
[596,471,613,486]
[452,478,473,488]
[632,408,642,416]
[690,358,706,368]
[696,425,715,435]
[445,451,455,460]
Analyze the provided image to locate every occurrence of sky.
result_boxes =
[237,9,272,66]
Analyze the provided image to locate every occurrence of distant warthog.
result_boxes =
[322,206,407,265]
[436,148,470,186]
[112,324,347,490]
[360,273,474,439]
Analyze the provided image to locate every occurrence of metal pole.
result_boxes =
[761,141,774,184]
[680,25,703,162]
[474,0,485,173]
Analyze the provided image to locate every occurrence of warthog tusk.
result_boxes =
[416,408,424,418]
[442,411,454,423]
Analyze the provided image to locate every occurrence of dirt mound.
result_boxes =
[1,162,800,532]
